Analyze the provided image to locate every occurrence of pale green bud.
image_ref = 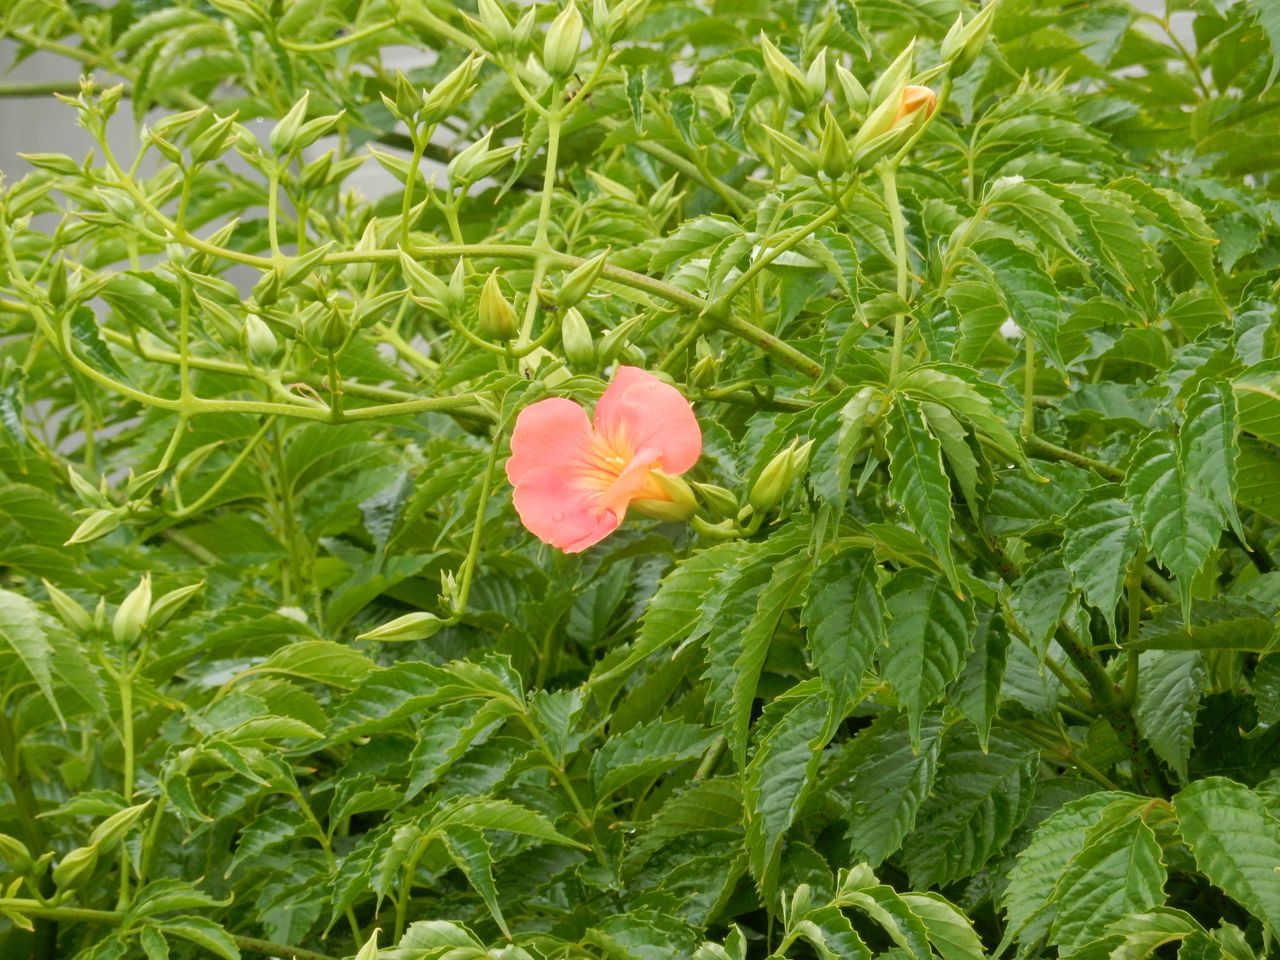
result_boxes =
[762,125,818,177]
[113,574,152,646]
[149,581,205,628]
[42,580,94,634]
[834,63,869,116]
[0,833,33,872]
[868,41,915,108]
[692,482,738,519]
[748,439,814,515]
[849,77,907,157]
[557,249,609,308]
[357,612,445,642]
[477,0,513,49]
[689,352,719,389]
[447,130,519,185]
[401,249,455,318]
[422,54,485,124]
[560,307,595,370]
[514,8,537,49]
[243,313,280,366]
[805,50,828,106]
[52,845,98,892]
[189,112,240,165]
[543,3,585,79]
[355,930,380,960]
[270,92,311,156]
[478,270,518,341]
[90,801,150,848]
[818,105,851,179]
[759,34,812,111]
[941,1,998,76]
[65,508,121,546]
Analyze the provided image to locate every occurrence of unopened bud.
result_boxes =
[893,85,937,125]
[189,113,239,165]
[869,41,915,108]
[544,2,584,79]
[448,130,519,185]
[818,106,851,179]
[835,64,869,115]
[0,833,32,872]
[692,482,738,518]
[561,307,595,370]
[113,574,151,646]
[762,125,818,177]
[689,352,719,389]
[804,51,828,106]
[90,801,150,848]
[65,508,121,546]
[941,1,998,76]
[478,270,518,341]
[243,313,280,366]
[270,92,310,156]
[149,581,205,628]
[477,0,513,49]
[356,611,445,642]
[558,249,609,308]
[422,55,485,124]
[760,34,813,111]
[514,8,537,49]
[252,268,282,306]
[52,845,98,892]
[401,250,455,317]
[355,930,380,960]
[42,580,94,634]
[748,439,814,515]
[48,257,68,308]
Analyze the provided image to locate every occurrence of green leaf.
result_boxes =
[1180,380,1244,540]
[650,216,745,271]
[441,824,508,937]
[1049,808,1168,956]
[743,688,828,899]
[1062,490,1140,637]
[0,587,59,720]
[1173,777,1280,937]
[705,547,810,766]
[801,549,884,722]
[437,799,587,849]
[899,893,985,960]
[593,539,761,685]
[952,610,1010,749]
[841,712,943,867]
[1111,177,1221,299]
[1134,650,1206,782]
[1003,793,1141,946]
[886,400,961,595]
[901,728,1038,888]
[162,916,240,960]
[591,719,715,801]
[882,569,975,747]
[1126,432,1221,619]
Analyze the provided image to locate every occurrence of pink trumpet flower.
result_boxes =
[506,366,702,553]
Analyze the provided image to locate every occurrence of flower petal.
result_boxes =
[505,397,593,487]
[593,366,702,475]
[511,466,620,553]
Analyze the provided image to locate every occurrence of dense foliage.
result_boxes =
[2,0,1280,956]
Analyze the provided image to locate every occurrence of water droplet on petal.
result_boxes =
[552,512,565,522]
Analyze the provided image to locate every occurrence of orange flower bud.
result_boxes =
[893,85,937,126]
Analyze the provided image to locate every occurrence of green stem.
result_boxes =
[400,129,428,247]
[1021,336,1036,438]
[882,161,909,381]
[280,17,397,52]
[451,421,504,617]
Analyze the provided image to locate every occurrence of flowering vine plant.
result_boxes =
[1,0,1280,957]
